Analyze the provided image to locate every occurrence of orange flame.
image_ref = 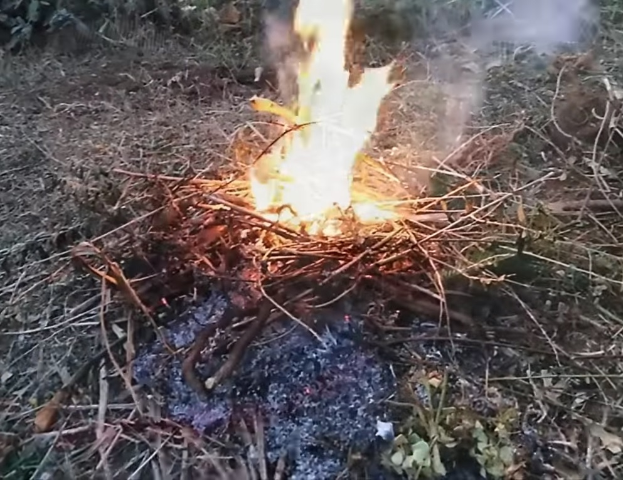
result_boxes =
[250,0,397,235]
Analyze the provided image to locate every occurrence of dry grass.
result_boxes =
[2,3,623,479]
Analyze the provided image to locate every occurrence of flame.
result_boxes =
[250,0,397,235]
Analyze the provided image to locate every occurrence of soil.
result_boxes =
[2,9,623,480]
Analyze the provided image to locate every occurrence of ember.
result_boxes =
[249,0,399,235]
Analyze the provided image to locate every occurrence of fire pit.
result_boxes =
[111,0,466,404]
[68,0,523,477]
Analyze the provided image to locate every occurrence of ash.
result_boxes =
[133,292,396,479]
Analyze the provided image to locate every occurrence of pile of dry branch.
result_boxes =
[66,143,530,399]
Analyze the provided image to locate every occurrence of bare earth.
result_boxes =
[2,14,623,480]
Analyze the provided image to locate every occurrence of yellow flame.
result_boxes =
[250,0,397,234]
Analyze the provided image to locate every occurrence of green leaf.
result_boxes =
[27,0,40,22]
[474,452,486,467]
[487,458,506,477]
[403,455,416,469]
[473,426,489,448]
[411,440,431,467]
[499,445,514,465]
[390,450,405,466]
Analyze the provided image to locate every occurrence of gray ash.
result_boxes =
[133,292,396,479]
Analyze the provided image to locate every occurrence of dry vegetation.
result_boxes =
[2,0,623,479]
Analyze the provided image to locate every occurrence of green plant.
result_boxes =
[384,371,518,479]
[0,0,87,49]
[0,0,226,50]
[470,419,515,478]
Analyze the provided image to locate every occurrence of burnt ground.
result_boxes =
[2,3,623,480]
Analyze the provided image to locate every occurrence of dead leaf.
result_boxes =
[219,3,241,25]
[250,96,297,124]
[1,371,13,384]
[152,205,181,229]
[427,371,443,389]
[589,424,623,455]
[34,390,69,433]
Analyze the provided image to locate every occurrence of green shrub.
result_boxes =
[0,0,226,50]
[0,0,85,49]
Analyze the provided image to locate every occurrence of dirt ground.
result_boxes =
[2,5,623,480]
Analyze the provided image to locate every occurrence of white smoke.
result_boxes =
[432,0,598,152]
[471,0,596,54]
[263,12,300,105]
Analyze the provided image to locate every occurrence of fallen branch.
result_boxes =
[391,292,475,329]
[545,198,623,216]
[181,306,249,397]
[205,300,274,391]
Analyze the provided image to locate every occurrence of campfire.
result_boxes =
[88,0,502,401]
[67,1,528,472]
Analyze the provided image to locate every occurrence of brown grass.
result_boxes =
[2,7,623,479]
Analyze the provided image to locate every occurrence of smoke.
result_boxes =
[470,0,597,54]
[432,0,598,151]
[263,11,302,106]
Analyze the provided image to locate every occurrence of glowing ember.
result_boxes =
[249,0,397,235]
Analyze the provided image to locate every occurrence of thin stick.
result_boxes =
[100,279,144,414]
[96,361,113,480]
[274,454,287,480]
[254,412,268,480]
[312,282,358,308]
[551,65,573,139]
[196,199,301,240]
[204,301,274,391]
[260,285,322,342]
[181,306,246,397]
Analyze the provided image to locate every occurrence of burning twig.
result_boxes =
[196,196,301,241]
